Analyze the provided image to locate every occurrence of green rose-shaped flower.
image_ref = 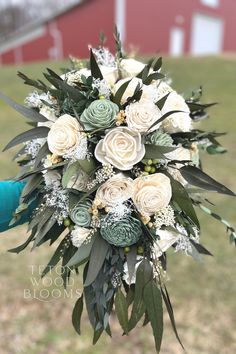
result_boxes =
[146,129,173,146]
[70,199,92,227]
[80,99,119,131]
[100,216,142,247]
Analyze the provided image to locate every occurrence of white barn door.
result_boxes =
[191,14,224,55]
[169,27,185,56]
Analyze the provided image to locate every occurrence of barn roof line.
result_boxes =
[0,0,89,53]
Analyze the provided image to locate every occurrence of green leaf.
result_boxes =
[41,236,68,277]
[8,229,36,253]
[189,239,213,256]
[0,91,48,122]
[84,235,110,287]
[128,259,153,331]
[152,57,162,71]
[66,237,95,267]
[34,142,50,168]
[3,127,49,151]
[92,327,103,345]
[161,285,185,350]
[115,287,129,334]
[143,72,164,85]
[144,144,176,159]
[28,206,53,231]
[20,174,43,201]
[17,71,49,92]
[206,145,227,154]
[155,92,170,110]
[32,217,56,248]
[170,177,200,228]
[62,162,81,188]
[72,294,84,335]
[90,49,103,79]
[126,246,137,285]
[146,110,183,133]
[187,101,216,112]
[113,79,132,105]
[143,281,163,353]
[180,165,235,196]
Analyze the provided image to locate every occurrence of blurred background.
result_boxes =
[0,0,236,353]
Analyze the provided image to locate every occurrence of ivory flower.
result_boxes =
[120,58,146,78]
[152,229,180,258]
[165,147,191,185]
[154,81,173,101]
[132,173,172,216]
[161,91,192,133]
[95,127,145,170]
[95,174,134,207]
[47,114,83,156]
[71,226,91,248]
[100,65,119,86]
[125,99,162,133]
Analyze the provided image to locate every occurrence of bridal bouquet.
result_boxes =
[1,31,235,352]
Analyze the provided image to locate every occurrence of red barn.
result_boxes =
[0,0,236,65]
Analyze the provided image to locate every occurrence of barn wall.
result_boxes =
[125,0,236,55]
[57,0,116,58]
[1,0,236,65]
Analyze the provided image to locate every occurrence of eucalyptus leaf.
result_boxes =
[84,235,110,287]
[41,236,68,278]
[90,49,103,79]
[0,91,48,122]
[144,144,176,159]
[170,176,200,228]
[180,165,235,196]
[161,285,185,350]
[66,237,95,267]
[3,127,49,152]
[128,259,153,331]
[72,294,84,335]
[126,246,137,285]
[115,287,129,334]
[143,281,163,353]
[113,79,132,105]
[8,229,36,253]
[155,92,170,110]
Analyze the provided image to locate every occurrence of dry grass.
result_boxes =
[0,56,236,353]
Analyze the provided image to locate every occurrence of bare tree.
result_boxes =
[0,0,79,40]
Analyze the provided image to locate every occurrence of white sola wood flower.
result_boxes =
[132,173,172,216]
[119,58,146,78]
[71,226,91,248]
[95,173,134,207]
[47,114,86,157]
[95,127,145,171]
[152,229,180,258]
[125,99,162,133]
[161,91,192,133]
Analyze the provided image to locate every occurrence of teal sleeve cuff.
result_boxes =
[0,180,36,232]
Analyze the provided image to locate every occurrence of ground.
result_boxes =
[0,56,236,354]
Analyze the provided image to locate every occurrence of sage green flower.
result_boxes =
[70,198,92,227]
[145,129,173,146]
[100,216,142,247]
[80,99,119,131]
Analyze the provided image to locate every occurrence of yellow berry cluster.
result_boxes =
[116,110,126,126]
[47,153,62,165]
[140,214,154,229]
